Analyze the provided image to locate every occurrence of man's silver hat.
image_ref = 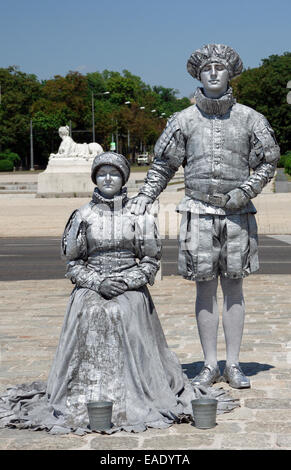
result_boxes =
[187,44,243,81]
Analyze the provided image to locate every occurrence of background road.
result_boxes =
[0,235,291,281]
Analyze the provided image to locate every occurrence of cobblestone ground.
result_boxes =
[1,275,291,450]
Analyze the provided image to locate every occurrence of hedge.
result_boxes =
[0,159,14,171]
[0,151,21,171]
[283,152,291,176]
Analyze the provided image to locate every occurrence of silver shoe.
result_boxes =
[222,363,250,389]
[192,364,221,387]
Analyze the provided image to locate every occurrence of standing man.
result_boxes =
[130,44,280,389]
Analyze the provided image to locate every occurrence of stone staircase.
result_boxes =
[0,181,38,196]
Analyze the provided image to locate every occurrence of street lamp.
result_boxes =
[124,101,131,155]
[124,101,131,153]
[30,119,34,171]
[91,92,95,142]
[287,81,291,104]
[92,91,110,142]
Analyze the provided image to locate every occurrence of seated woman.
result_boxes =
[0,152,238,435]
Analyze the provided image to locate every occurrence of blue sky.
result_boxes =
[0,0,290,97]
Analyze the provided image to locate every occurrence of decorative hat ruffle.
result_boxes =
[187,44,243,81]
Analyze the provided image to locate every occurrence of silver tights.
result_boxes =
[195,278,245,366]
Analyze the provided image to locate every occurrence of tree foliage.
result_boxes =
[231,52,291,153]
[0,52,290,168]
[0,66,41,166]
[0,66,192,167]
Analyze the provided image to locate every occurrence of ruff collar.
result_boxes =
[195,87,236,116]
[91,187,128,210]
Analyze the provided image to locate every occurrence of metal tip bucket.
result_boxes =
[191,398,218,429]
[86,401,113,432]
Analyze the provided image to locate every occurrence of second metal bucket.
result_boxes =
[86,401,113,432]
[191,398,218,429]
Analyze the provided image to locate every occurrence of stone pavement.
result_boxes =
[1,274,291,450]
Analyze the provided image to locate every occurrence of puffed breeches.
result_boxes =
[178,212,259,281]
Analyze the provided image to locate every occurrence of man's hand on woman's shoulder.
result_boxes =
[128,194,153,215]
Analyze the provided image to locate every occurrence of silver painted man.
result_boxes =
[130,44,280,389]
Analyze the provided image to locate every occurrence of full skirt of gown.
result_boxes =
[0,285,239,435]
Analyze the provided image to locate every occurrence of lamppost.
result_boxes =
[30,119,34,171]
[136,107,157,152]
[287,81,291,104]
[124,101,131,156]
[92,91,110,142]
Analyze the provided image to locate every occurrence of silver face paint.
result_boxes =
[95,164,123,199]
[200,62,229,98]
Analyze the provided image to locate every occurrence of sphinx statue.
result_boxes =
[38,126,104,196]
[50,125,103,161]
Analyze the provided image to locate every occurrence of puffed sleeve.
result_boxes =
[61,210,103,292]
[225,116,280,210]
[138,113,186,201]
[121,211,162,290]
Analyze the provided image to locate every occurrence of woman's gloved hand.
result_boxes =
[99,277,128,299]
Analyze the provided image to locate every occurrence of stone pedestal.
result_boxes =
[37,157,95,197]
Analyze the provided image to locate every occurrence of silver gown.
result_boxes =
[139,87,280,281]
[0,189,238,435]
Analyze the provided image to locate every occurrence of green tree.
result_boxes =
[0,66,191,166]
[31,71,91,165]
[0,66,41,167]
[86,70,191,156]
[231,52,291,153]
[32,71,90,129]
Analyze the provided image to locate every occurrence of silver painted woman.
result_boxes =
[0,151,237,434]
[130,44,280,389]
